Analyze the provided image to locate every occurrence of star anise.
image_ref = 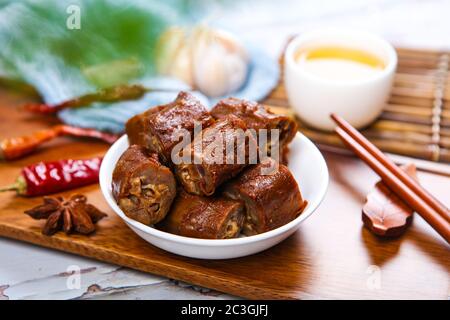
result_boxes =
[24,194,107,236]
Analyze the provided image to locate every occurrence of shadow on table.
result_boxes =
[361,222,450,273]
[360,227,401,267]
[194,231,315,299]
[407,227,450,273]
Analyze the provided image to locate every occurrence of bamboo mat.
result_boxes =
[262,47,450,163]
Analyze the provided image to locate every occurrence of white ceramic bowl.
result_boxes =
[99,133,328,259]
[284,28,397,131]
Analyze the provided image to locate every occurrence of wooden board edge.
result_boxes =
[0,224,309,300]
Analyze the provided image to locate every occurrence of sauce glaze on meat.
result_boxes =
[174,115,258,196]
[224,158,307,235]
[126,91,214,165]
[157,190,244,239]
[112,145,177,225]
[211,97,298,156]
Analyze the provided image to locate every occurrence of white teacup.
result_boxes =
[284,29,397,131]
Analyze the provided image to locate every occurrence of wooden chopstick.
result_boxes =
[331,121,450,244]
[331,113,450,223]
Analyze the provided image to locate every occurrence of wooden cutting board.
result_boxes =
[0,88,449,300]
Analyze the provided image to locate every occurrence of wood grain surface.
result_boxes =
[0,88,449,300]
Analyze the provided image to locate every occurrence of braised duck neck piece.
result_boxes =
[157,190,244,239]
[112,145,176,225]
[224,158,307,236]
[174,115,258,196]
[125,105,165,147]
[125,91,214,165]
[211,98,298,157]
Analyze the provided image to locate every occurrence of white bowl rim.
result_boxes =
[285,28,398,87]
[100,133,329,247]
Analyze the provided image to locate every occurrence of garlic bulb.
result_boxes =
[156,25,249,97]
[155,27,194,87]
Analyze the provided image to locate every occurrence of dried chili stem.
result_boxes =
[24,84,177,114]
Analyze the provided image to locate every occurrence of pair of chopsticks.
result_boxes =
[331,114,450,244]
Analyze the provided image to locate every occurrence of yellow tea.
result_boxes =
[295,46,386,81]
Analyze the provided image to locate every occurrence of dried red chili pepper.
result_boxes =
[0,157,102,196]
[57,125,118,144]
[24,84,149,114]
[0,125,118,160]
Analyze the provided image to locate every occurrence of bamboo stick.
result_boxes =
[380,113,432,125]
[395,67,439,76]
[439,148,450,162]
[396,47,446,57]
[397,59,440,69]
[439,136,450,148]
[363,130,433,145]
[389,95,433,107]
[384,104,433,117]
[394,80,434,91]
[395,73,437,83]
[391,87,435,99]
[441,119,450,128]
[441,109,450,119]
[440,128,450,137]
[371,120,432,134]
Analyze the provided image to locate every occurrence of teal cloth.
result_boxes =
[0,0,279,133]
[59,45,279,133]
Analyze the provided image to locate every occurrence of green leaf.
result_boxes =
[82,57,144,88]
[0,0,208,102]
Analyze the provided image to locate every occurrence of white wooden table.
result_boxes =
[1,0,449,300]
